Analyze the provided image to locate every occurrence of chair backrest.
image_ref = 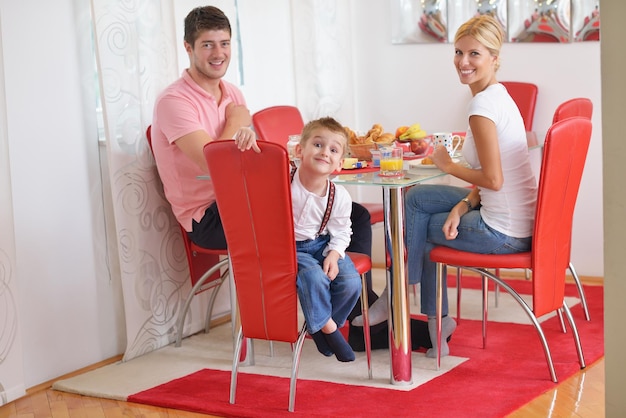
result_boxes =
[531,117,591,317]
[550,98,593,267]
[552,98,593,123]
[204,140,299,342]
[252,105,305,148]
[501,81,538,132]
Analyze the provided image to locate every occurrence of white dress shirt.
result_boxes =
[291,169,353,258]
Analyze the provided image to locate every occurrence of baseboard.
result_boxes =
[26,354,124,396]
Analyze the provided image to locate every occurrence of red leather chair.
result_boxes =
[501,81,539,132]
[251,105,305,146]
[146,126,229,347]
[552,97,593,123]
[204,140,372,412]
[252,105,384,225]
[430,117,591,382]
[551,98,593,321]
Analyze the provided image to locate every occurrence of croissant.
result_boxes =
[364,124,383,143]
[375,133,395,143]
[344,126,359,144]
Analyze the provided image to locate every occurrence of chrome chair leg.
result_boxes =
[435,263,446,370]
[562,303,586,369]
[569,262,591,321]
[475,267,558,382]
[203,269,230,333]
[482,273,488,349]
[494,269,500,308]
[557,309,566,333]
[229,326,244,405]
[360,272,373,379]
[456,268,462,323]
[288,323,308,412]
[176,258,230,347]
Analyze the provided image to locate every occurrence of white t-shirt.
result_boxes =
[291,169,353,257]
[461,83,537,238]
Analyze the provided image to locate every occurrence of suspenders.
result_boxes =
[290,165,335,237]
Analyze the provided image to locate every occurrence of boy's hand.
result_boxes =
[323,250,341,280]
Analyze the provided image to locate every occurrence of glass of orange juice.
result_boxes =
[379,147,403,177]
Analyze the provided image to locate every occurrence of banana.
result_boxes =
[399,123,427,141]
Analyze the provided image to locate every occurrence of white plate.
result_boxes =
[408,157,459,170]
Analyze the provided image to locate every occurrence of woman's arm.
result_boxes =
[442,187,481,240]
[435,115,503,191]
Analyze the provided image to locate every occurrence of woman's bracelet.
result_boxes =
[461,197,473,211]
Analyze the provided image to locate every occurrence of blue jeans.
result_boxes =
[296,235,362,334]
[405,184,532,317]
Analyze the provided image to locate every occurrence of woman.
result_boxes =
[353,15,537,358]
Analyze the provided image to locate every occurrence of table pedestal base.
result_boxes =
[383,187,413,385]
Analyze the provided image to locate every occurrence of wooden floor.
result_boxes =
[0,357,605,417]
[2,274,604,417]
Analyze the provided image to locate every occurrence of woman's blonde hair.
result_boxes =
[454,14,504,71]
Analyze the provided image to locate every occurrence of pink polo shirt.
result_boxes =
[151,70,247,231]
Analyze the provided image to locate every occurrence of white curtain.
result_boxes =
[0,118,24,406]
[0,10,25,403]
[90,0,213,361]
[0,133,23,407]
[89,0,356,362]
[291,0,356,126]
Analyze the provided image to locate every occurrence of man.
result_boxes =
[151,6,257,249]
[151,6,374,324]
[152,6,372,255]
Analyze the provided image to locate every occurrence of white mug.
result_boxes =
[432,132,462,157]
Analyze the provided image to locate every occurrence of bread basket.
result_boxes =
[349,141,394,161]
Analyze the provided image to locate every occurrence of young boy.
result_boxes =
[291,117,361,362]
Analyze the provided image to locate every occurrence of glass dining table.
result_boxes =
[201,134,541,385]
[333,165,453,386]
[336,133,543,386]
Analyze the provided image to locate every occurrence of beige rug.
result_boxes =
[53,268,579,400]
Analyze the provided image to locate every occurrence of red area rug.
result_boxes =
[128,281,603,417]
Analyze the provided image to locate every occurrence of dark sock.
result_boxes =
[324,329,355,362]
[349,318,453,352]
[310,331,333,356]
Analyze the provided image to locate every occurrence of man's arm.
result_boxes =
[175,103,258,171]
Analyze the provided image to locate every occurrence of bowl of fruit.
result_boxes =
[396,123,432,158]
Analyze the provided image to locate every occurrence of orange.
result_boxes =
[395,126,409,138]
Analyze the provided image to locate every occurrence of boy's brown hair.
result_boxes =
[300,117,349,157]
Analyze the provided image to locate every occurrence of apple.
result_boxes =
[410,138,430,155]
